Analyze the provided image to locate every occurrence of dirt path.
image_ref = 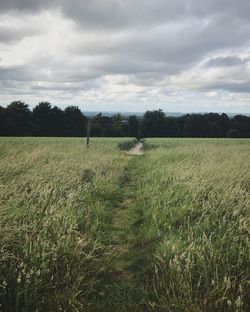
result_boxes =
[110,164,135,279]
[126,142,144,155]
[96,151,153,310]
[109,153,143,280]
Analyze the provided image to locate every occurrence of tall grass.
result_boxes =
[117,139,138,151]
[0,137,128,311]
[0,137,249,311]
[131,138,250,311]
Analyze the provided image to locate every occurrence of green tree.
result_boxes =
[32,102,53,136]
[63,106,87,137]
[5,101,31,136]
[183,114,209,137]
[0,106,6,135]
[128,115,140,138]
[141,109,166,137]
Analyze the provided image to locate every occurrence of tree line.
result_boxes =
[0,101,250,138]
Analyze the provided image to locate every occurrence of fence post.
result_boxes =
[86,119,91,148]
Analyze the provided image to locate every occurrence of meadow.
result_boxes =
[0,137,249,311]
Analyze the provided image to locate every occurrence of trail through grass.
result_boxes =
[0,137,249,311]
[110,142,145,277]
[93,150,152,312]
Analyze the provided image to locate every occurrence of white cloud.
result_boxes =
[0,1,250,113]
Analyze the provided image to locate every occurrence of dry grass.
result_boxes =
[131,138,250,311]
[0,137,249,311]
[0,137,128,311]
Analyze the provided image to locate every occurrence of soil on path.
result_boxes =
[95,146,152,311]
[126,142,144,155]
[110,144,145,279]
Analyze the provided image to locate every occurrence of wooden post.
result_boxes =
[86,119,91,148]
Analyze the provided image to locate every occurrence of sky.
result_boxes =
[0,0,250,113]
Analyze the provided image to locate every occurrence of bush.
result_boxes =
[117,139,138,151]
[227,129,242,138]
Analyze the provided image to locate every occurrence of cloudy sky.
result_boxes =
[0,0,250,113]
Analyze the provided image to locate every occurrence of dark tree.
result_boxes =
[183,114,209,137]
[91,114,103,137]
[50,106,64,136]
[165,117,180,137]
[111,113,125,137]
[227,129,242,138]
[5,101,31,136]
[230,115,250,138]
[176,115,187,136]
[91,113,114,137]
[128,115,140,138]
[204,113,229,137]
[0,106,6,136]
[32,102,53,136]
[63,106,87,137]
[141,109,166,137]
[0,101,250,138]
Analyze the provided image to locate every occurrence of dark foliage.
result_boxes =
[4,101,31,136]
[0,102,250,138]
[140,109,166,137]
[32,102,64,136]
[139,139,158,150]
[127,115,140,138]
[118,139,138,151]
[63,106,87,137]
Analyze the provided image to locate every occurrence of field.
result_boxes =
[0,137,249,311]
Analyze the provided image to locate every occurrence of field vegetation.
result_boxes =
[0,137,249,311]
[1,101,250,138]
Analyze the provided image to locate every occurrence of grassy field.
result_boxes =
[0,137,249,311]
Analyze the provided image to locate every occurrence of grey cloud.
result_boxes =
[1,0,250,109]
[60,0,250,31]
[204,82,250,93]
[0,0,188,28]
[31,80,101,91]
[0,65,35,81]
[0,25,40,43]
[60,0,188,30]
[1,1,250,29]
[0,0,56,12]
[71,16,250,78]
[0,62,99,83]
[188,0,250,21]
[206,56,250,67]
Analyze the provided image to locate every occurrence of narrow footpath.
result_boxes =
[126,142,144,156]
[95,143,153,311]
[94,143,157,311]
[111,143,144,278]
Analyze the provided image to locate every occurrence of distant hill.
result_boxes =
[83,111,250,118]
